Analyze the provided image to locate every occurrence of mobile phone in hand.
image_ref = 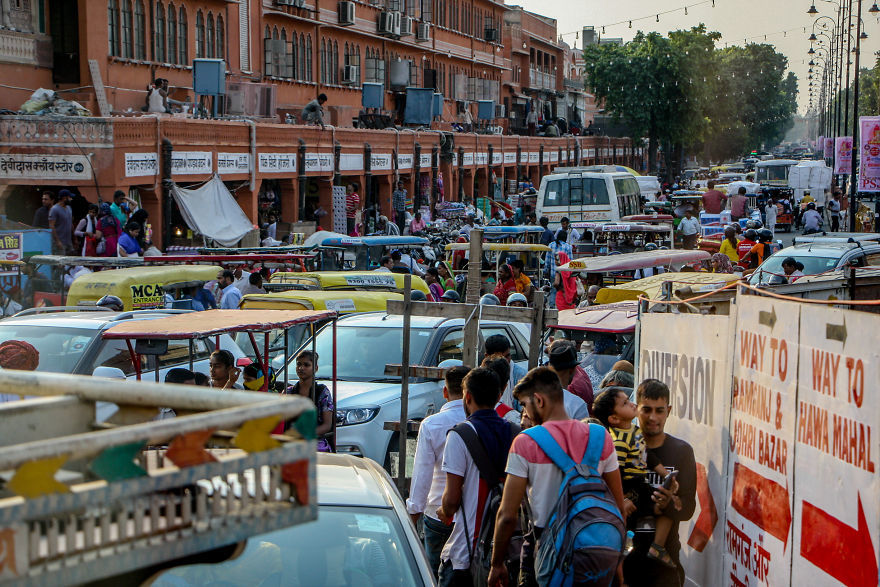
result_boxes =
[662,471,678,490]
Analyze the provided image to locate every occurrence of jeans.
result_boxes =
[424,516,453,580]
[439,559,473,587]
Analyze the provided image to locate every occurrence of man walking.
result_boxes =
[700,180,726,214]
[392,180,408,235]
[729,187,749,223]
[622,379,696,587]
[407,365,470,579]
[48,190,74,255]
[678,208,700,250]
[488,367,624,587]
[437,368,517,586]
[828,191,841,232]
[32,191,52,228]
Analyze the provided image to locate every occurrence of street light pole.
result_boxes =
[847,0,864,231]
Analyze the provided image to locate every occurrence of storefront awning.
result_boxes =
[171,174,254,247]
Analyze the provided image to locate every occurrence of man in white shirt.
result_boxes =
[459,214,476,239]
[217,270,243,309]
[678,208,700,249]
[555,217,581,245]
[373,255,394,272]
[406,364,470,579]
[399,250,425,277]
[232,267,252,292]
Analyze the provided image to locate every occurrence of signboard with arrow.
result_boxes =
[792,304,879,587]
[725,296,800,586]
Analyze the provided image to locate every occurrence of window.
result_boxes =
[216,15,224,61]
[365,48,386,85]
[121,0,133,57]
[305,34,312,81]
[585,178,610,205]
[167,3,177,64]
[333,40,339,84]
[134,0,146,58]
[195,11,205,58]
[155,1,165,62]
[291,32,299,79]
[178,6,187,64]
[420,0,432,22]
[206,13,215,58]
[437,329,463,363]
[320,38,327,83]
[300,34,307,80]
[108,0,119,55]
[480,327,526,362]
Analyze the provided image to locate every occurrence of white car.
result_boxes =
[289,312,531,465]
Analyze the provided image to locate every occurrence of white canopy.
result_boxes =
[171,175,254,247]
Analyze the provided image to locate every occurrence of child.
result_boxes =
[592,387,677,568]
[285,350,334,452]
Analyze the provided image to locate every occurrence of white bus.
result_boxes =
[534,169,642,227]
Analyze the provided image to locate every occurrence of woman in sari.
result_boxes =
[553,251,578,310]
[493,263,517,305]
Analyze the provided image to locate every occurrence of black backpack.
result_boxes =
[450,421,521,587]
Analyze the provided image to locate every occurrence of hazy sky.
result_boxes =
[516,0,880,115]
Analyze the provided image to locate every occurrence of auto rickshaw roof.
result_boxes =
[557,250,709,273]
[595,272,740,304]
[547,302,639,333]
[269,271,430,293]
[241,289,403,310]
[102,309,335,339]
[315,235,429,247]
[481,226,544,234]
[444,243,551,252]
[570,222,673,233]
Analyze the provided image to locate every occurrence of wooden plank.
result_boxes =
[88,59,111,117]
[396,274,412,493]
[384,364,448,379]
[386,299,557,324]
[528,290,545,368]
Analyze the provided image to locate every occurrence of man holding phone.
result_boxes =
[623,379,697,587]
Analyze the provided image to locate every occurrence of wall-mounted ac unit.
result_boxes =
[495,103,505,118]
[342,65,359,84]
[338,1,355,25]
[416,22,430,41]
[378,11,401,36]
[400,15,413,36]
[484,27,499,42]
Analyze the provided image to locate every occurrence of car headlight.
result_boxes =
[336,407,380,426]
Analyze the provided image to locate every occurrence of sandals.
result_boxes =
[647,542,676,568]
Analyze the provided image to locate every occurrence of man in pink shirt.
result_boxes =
[700,180,727,215]
[488,367,625,586]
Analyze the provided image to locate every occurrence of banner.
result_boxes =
[0,233,23,276]
[258,152,297,173]
[124,152,158,177]
[791,304,879,586]
[859,116,880,192]
[171,151,212,175]
[217,153,250,175]
[638,313,732,587]
[833,137,853,175]
[824,137,834,159]
[0,154,91,181]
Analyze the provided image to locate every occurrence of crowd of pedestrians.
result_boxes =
[408,333,696,587]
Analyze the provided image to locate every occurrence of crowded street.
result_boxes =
[1,0,879,586]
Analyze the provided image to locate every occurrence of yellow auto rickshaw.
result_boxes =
[268,270,430,296]
[67,265,221,310]
[596,271,739,313]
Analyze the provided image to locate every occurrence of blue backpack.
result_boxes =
[524,423,625,587]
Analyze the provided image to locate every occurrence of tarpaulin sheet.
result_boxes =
[171,174,253,247]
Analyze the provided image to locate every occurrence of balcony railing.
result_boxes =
[563,77,583,90]
[528,69,555,91]
[0,30,52,68]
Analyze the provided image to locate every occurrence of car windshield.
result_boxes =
[750,254,839,285]
[151,505,424,586]
[295,325,433,382]
[0,325,96,373]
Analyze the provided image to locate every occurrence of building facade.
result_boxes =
[0,2,641,246]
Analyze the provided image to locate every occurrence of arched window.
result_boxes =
[290,32,298,79]
[121,0,133,58]
[177,6,187,64]
[300,35,307,81]
[134,0,146,59]
[280,29,288,77]
[155,1,165,62]
[216,15,224,62]
[305,34,312,81]
[206,13,215,58]
[195,11,205,58]
[355,45,360,84]
[264,26,272,76]
[167,3,177,64]
[332,40,339,84]
[108,0,119,56]
[320,38,326,83]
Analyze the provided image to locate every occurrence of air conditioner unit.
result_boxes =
[495,103,505,118]
[416,22,430,41]
[342,65,359,84]
[338,1,355,25]
[226,82,277,118]
[400,15,413,36]
[378,11,400,36]
[484,27,498,42]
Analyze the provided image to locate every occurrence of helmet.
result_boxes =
[410,290,427,301]
[644,242,659,251]
[479,294,500,306]
[746,219,763,229]
[744,229,758,241]
[440,290,461,302]
[506,293,528,306]
[96,295,124,312]
[758,229,773,242]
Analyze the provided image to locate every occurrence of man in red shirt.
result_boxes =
[345,183,360,235]
[701,181,727,215]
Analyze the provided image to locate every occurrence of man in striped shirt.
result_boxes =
[345,183,360,235]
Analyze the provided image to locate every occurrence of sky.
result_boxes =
[516,0,880,115]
